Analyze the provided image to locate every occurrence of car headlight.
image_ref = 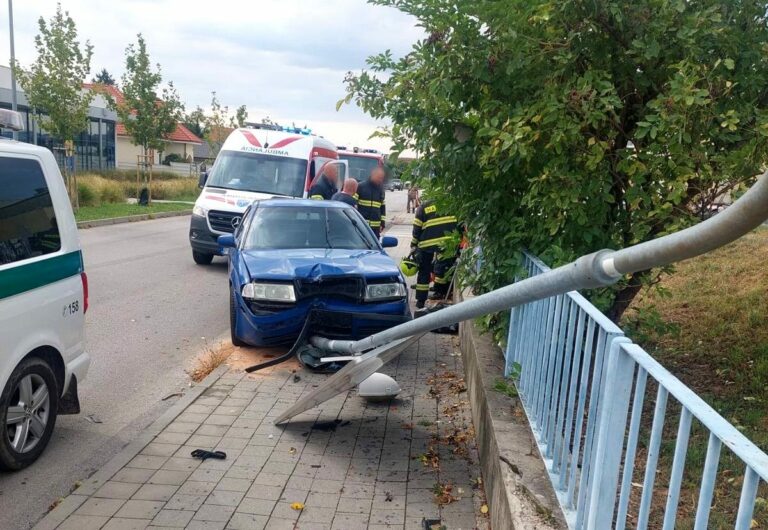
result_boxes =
[242,283,296,302]
[365,282,406,301]
[193,204,207,217]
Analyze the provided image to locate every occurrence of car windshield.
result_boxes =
[243,206,379,250]
[207,151,307,197]
[339,155,380,182]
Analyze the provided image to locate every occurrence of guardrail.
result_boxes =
[507,251,768,529]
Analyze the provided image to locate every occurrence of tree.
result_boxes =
[110,34,183,199]
[13,3,94,204]
[92,68,115,85]
[183,106,206,137]
[232,105,248,128]
[343,0,768,323]
[203,92,232,158]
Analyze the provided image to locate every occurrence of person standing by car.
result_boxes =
[309,164,339,200]
[357,167,387,236]
[331,178,359,207]
[407,183,420,213]
[410,199,458,309]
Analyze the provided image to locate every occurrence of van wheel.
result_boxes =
[230,287,247,347]
[0,358,59,471]
[193,251,214,265]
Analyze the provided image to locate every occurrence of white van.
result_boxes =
[0,110,90,470]
[189,127,347,264]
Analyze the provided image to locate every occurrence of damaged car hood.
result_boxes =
[241,248,400,281]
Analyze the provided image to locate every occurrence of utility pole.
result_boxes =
[8,0,18,140]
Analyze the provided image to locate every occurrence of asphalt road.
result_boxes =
[0,190,410,529]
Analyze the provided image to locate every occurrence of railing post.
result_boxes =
[586,337,634,530]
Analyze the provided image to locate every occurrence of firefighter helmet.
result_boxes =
[399,256,419,277]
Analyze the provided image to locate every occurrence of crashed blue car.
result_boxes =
[218,199,411,347]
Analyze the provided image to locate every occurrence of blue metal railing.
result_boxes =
[506,251,768,529]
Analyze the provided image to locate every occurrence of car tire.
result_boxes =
[0,358,59,471]
[230,287,247,347]
[193,250,214,265]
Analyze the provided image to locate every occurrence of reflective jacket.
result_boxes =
[356,180,386,230]
[411,201,458,251]
[308,175,336,201]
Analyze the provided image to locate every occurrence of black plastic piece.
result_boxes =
[59,375,81,415]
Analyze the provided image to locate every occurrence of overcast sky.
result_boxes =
[0,0,423,151]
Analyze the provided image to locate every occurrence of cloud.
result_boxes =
[0,0,423,151]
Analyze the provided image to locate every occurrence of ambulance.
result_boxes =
[337,147,385,183]
[189,127,346,264]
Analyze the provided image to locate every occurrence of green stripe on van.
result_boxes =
[0,251,83,300]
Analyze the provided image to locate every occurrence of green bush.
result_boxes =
[163,153,184,165]
[77,181,99,207]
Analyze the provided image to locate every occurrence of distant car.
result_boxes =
[219,200,411,347]
[0,110,90,470]
[387,179,403,191]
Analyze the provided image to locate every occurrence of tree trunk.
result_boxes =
[606,271,648,323]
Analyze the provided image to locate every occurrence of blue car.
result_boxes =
[219,199,411,347]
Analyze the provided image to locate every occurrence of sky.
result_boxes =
[0,0,423,152]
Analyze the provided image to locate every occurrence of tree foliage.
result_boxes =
[14,3,93,144]
[110,34,183,157]
[343,0,768,322]
[201,92,248,158]
[92,68,116,85]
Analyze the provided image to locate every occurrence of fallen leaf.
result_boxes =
[290,502,304,511]
[288,447,296,455]
[480,504,489,514]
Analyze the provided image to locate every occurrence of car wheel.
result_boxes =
[230,287,247,347]
[193,250,214,265]
[0,358,59,471]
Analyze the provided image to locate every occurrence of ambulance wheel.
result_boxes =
[0,358,59,471]
[230,287,247,347]
[193,251,214,265]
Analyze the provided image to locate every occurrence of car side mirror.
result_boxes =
[381,236,398,248]
[198,171,208,189]
[218,234,236,248]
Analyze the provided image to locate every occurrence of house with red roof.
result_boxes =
[83,83,202,169]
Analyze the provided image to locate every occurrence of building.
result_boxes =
[0,65,117,171]
[83,83,202,169]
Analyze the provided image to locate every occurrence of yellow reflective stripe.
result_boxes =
[412,218,424,227]
[353,193,359,199]
[358,199,382,208]
[415,284,430,291]
[418,236,451,248]
[423,216,457,229]
[368,220,382,227]
[434,277,449,284]
[310,195,324,200]
[381,216,387,221]
[411,238,419,246]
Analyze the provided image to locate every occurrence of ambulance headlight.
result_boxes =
[193,204,207,217]
[242,283,296,303]
[365,283,406,301]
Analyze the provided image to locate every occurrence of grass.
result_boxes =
[75,174,200,207]
[187,343,234,383]
[622,227,768,528]
[75,202,191,222]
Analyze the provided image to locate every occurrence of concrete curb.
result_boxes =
[77,209,191,229]
[458,291,566,530]
[33,364,230,530]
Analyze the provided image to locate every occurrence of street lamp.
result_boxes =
[8,0,18,140]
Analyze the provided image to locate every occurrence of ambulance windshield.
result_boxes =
[206,151,306,197]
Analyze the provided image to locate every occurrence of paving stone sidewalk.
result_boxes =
[38,331,490,530]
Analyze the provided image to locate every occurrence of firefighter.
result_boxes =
[308,164,339,200]
[410,199,458,309]
[356,167,387,236]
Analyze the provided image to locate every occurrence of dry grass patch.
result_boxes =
[187,343,235,383]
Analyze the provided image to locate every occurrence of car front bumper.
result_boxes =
[234,297,412,347]
[189,214,225,255]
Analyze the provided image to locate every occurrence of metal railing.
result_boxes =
[506,252,768,529]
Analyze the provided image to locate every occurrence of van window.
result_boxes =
[0,156,61,266]
[207,151,307,197]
